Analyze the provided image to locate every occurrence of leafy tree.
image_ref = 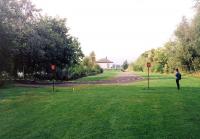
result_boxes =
[174,17,194,71]
[82,56,93,68]
[0,0,84,80]
[133,4,200,74]
[122,60,129,70]
[0,0,39,76]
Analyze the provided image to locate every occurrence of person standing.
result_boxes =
[175,68,181,90]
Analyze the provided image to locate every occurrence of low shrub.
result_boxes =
[67,64,103,80]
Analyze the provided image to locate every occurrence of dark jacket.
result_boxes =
[175,72,181,80]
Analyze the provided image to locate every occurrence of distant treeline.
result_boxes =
[132,2,200,73]
[0,0,102,81]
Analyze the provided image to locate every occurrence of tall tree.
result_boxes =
[0,0,84,79]
[0,0,40,76]
[122,60,129,70]
[15,16,84,76]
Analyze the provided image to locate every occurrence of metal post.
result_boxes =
[51,64,56,92]
[23,65,25,79]
[53,78,55,92]
[53,70,55,92]
[148,67,149,89]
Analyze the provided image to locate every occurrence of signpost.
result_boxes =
[51,64,56,92]
[147,62,151,89]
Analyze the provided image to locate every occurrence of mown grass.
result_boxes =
[75,70,120,82]
[0,73,200,139]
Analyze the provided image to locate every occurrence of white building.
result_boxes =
[96,57,114,69]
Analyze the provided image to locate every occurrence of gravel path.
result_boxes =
[15,72,144,87]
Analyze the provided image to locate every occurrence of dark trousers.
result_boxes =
[176,79,180,90]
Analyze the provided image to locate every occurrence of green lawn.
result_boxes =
[0,73,200,139]
[75,70,120,82]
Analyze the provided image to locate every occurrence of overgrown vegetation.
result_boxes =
[132,2,200,74]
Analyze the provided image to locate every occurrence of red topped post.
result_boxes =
[147,62,151,89]
[51,64,56,92]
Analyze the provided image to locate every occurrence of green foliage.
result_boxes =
[0,0,84,80]
[132,64,143,71]
[82,56,93,68]
[67,52,103,80]
[122,60,128,70]
[133,6,200,74]
[94,64,104,74]
[68,64,86,80]
[0,0,39,76]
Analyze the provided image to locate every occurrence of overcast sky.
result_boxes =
[32,0,195,64]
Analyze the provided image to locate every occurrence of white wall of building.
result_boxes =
[98,63,113,69]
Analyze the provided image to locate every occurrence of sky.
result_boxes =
[32,0,195,64]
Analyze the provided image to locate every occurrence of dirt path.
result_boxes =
[68,72,144,84]
[15,72,144,87]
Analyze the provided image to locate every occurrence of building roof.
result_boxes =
[96,57,113,63]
